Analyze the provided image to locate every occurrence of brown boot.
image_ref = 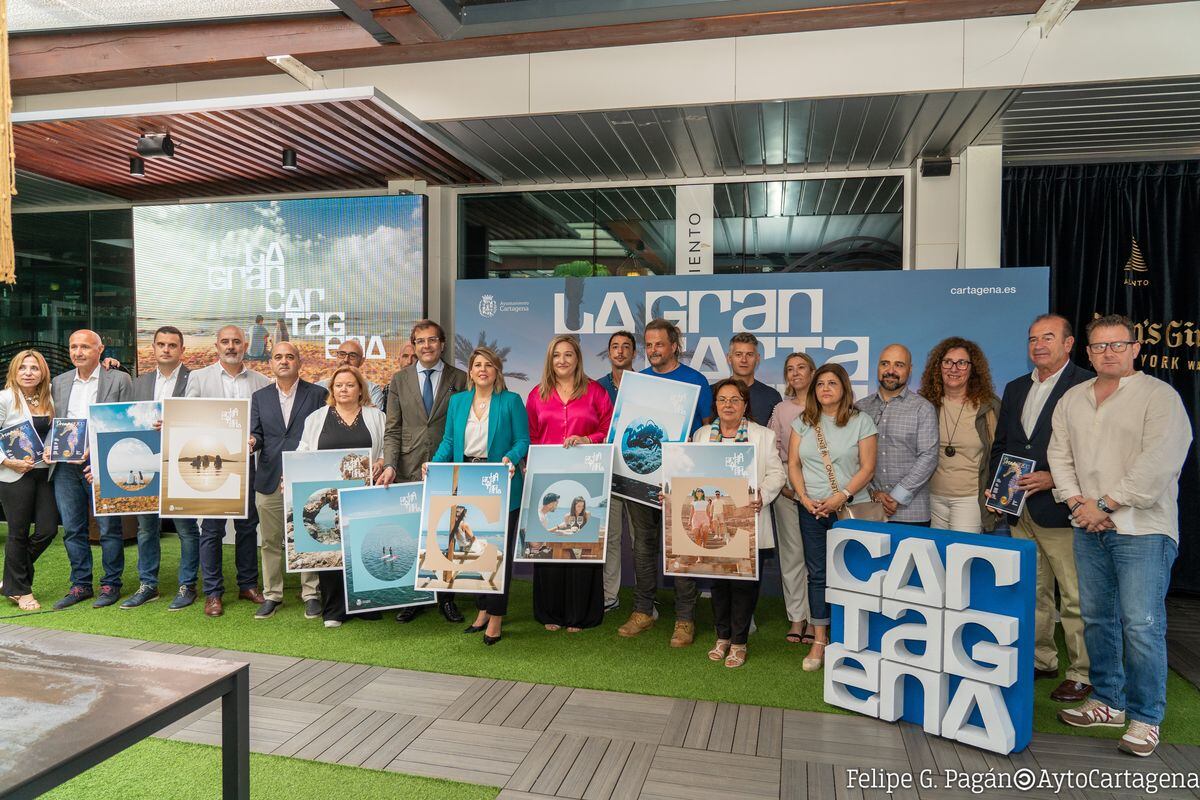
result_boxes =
[670,621,695,648]
[204,595,224,617]
[617,611,655,638]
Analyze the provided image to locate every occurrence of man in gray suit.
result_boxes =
[50,329,133,610]
[378,319,467,624]
[121,325,198,611]
[185,325,271,617]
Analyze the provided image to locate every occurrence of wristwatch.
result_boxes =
[1096,496,1116,514]
[841,488,853,501]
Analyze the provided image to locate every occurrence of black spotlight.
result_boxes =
[282,148,298,170]
[129,156,145,177]
[136,132,175,158]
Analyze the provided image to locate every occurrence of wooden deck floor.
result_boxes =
[3,622,1197,799]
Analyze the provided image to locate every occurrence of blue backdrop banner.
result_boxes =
[454,268,1050,399]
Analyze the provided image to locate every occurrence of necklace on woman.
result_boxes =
[22,394,39,408]
[941,399,968,458]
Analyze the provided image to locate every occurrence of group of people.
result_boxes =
[0,311,1190,757]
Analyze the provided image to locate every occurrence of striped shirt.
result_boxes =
[856,386,940,523]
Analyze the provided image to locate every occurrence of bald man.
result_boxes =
[317,338,385,408]
[49,329,133,610]
[397,342,417,371]
[186,324,271,617]
[855,343,939,525]
[249,342,327,620]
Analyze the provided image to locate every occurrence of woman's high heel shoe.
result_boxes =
[802,641,827,672]
[483,634,502,646]
[464,623,487,633]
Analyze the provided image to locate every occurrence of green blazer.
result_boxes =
[432,389,530,511]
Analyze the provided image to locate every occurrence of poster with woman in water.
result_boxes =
[88,401,162,516]
[516,444,613,563]
[160,397,251,519]
[339,483,435,614]
[283,448,373,572]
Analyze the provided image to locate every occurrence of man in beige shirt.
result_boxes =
[1047,314,1192,758]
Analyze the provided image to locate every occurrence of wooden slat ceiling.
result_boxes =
[13,90,495,202]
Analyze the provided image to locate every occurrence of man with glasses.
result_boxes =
[991,314,1094,704]
[318,339,384,408]
[1048,314,1191,757]
[379,319,468,624]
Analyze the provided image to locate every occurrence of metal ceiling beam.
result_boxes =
[327,0,398,43]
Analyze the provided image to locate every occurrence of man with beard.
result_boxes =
[186,325,271,617]
[855,343,939,526]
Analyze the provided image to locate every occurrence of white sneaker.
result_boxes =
[323,619,342,628]
[1057,698,1126,728]
[1119,721,1160,757]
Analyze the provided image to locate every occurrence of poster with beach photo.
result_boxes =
[516,444,613,563]
[283,448,373,573]
[606,372,699,507]
[662,442,759,581]
[339,484,435,614]
[160,397,251,519]
[88,401,162,516]
[416,463,511,595]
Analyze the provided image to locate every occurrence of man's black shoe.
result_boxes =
[395,605,427,624]
[440,601,464,623]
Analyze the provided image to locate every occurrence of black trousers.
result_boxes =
[476,508,519,617]
[318,569,381,623]
[0,469,59,596]
[711,578,761,645]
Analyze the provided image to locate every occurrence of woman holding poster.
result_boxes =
[431,346,529,645]
[525,336,613,633]
[695,378,785,668]
[0,350,56,611]
[298,365,386,627]
[788,363,877,672]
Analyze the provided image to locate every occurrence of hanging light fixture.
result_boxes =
[129,156,145,177]
[282,148,298,170]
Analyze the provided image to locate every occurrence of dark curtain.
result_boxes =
[1002,161,1200,594]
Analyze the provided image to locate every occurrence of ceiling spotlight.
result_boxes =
[129,156,145,177]
[136,132,175,158]
[281,148,298,170]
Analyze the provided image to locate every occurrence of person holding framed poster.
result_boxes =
[525,335,614,633]
[692,378,785,668]
[429,346,529,645]
[296,365,386,627]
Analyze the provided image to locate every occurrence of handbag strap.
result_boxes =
[811,421,843,497]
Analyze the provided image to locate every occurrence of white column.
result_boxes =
[910,160,960,270]
[957,144,1003,269]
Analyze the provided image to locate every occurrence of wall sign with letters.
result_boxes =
[825,521,1035,754]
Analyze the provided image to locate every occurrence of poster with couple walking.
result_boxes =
[661,442,760,581]
[339,483,435,614]
[88,401,162,516]
[283,447,373,573]
[416,463,511,594]
[160,397,251,519]
[516,444,614,563]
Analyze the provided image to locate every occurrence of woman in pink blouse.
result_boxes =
[527,335,614,632]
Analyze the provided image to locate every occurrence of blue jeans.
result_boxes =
[797,504,835,626]
[199,513,260,597]
[135,514,200,588]
[52,463,125,590]
[1074,528,1177,725]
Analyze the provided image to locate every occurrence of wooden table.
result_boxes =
[0,637,249,799]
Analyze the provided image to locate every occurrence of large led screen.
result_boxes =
[133,195,425,386]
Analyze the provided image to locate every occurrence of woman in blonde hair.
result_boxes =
[525,335,613,633]
[0,350,57,610]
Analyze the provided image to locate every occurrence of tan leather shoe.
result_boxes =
[204,595,224,617]
[238,587,265,604]
[617,611,655,638]
[670,621,695,648]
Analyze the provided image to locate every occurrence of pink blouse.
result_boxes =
[526,381,614,446]
[766,397,805,464]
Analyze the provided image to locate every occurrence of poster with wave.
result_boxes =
[88,401,162,516]
[339,484,435,614]
[160,398,250,519]
[283,448,372,573]
[605,372,699,507]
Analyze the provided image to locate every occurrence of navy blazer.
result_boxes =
[432,389,530,511]
[249,380,328,494]
[989,360,1094,528]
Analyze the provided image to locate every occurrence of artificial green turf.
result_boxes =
[40,737,498,800]
[4,527,1200,746]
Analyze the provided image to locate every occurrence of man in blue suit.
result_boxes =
[990,313,1094,703]
[249,342,328,620]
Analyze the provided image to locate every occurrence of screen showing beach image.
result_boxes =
[133,195,426,385]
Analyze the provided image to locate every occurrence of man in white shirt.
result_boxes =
[1048,314,1192,757]
[185,325,271,617]
[990,314,1094,703]
[49,329,132,610]
[124,326,198,611]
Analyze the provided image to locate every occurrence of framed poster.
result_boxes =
[339,484,435,614]
[416,462,511,594]
[283,448,372,572]
[662,442,759,581]
[48,418,88,463]
[160,398,251,519]
[516,444,613,563]
[606,372,699,507]
[88,401,162,516]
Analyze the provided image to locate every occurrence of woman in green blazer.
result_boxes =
[430,346,530,645]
